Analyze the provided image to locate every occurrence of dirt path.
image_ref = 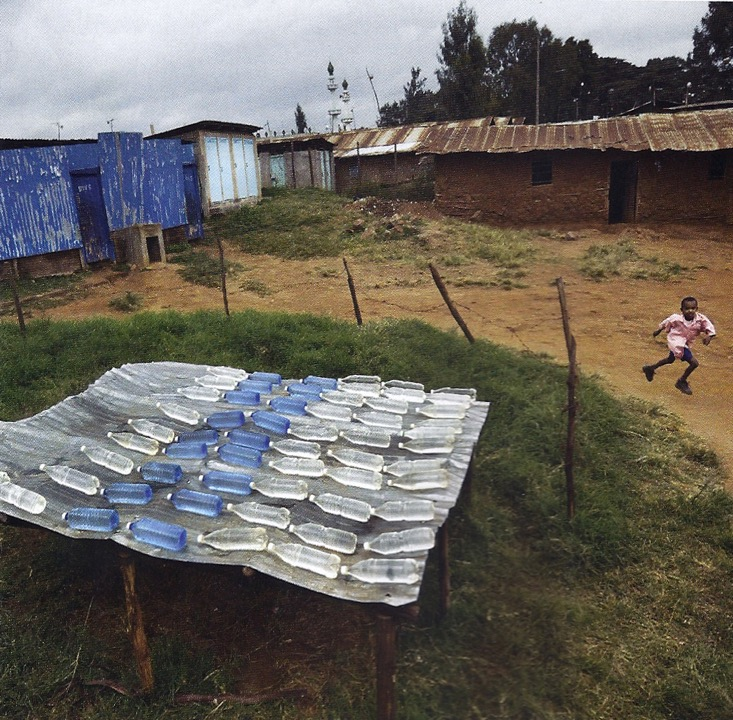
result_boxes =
[31,212,733,482]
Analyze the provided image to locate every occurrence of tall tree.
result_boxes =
[689,1,733,101]
[294,104,308,134]
[378,68,441,127]
[436,1,490,119]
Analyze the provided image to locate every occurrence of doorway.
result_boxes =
[608,160,638,223]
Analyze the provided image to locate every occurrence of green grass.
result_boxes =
[0,311,732,719]
[108,291,143,312]
[579,239,688,281]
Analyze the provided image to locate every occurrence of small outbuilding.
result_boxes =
[257,134,335,190]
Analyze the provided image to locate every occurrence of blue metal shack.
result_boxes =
[0,132,203,278]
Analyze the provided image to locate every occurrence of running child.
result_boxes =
[642,296,716,395]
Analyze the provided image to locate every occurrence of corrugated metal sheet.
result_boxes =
[143,140,188,229]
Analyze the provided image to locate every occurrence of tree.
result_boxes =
[689,2,733,101]
[294,104,308,134]
[436,1,490,119]
[378,68,441,127]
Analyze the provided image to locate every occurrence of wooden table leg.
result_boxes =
[437,523,451,619]
[376,611,397,720]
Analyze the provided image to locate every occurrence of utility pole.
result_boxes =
[535,32,540,125]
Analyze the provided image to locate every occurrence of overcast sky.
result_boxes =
[0,0,711,140]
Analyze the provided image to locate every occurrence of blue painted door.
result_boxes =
[183,163,204,240]
[71,171,114,263]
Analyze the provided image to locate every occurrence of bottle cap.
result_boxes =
[39,463,46,470]
[80,445,87,451]
[287,523,296,532]
[106,432,113,438]
[339,565,349,575]
[266,542,275,551]
[363,541,372,550]
[196,533,205,543]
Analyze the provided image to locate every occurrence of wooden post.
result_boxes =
[376,612,397,720]
[437,524,451,619]
[428,263,475,343]
[118,550,154,694]
[217,237,230,317]
[342,257,363,326]
[7,275,26,336]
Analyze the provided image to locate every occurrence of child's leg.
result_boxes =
[642,352,674,381]
[678,349,699,382]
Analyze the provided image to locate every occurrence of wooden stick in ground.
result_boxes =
[216,237,230,317]
[428,263,474,343]
[342,257,362,326]
[8,276,26,336]
[555,277,577,520]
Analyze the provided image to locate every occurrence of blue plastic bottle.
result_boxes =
[64,507,120,532]
[138,461,183,485]
[169,489,223,517]
[217,443,263,468]
[286,382,324,400]
[129,517,187,551]
[237,379,273,394]
[224,389,261,406]
[227,428,271,451]
[251,410,290,435]
[103,482,153,505]
[269,396,308,416]
[304,375,339,390]
[176,429,220,446]
[204,410,246,431]
[164,441,208,460]
[249,371,282,386]
[200,469,253,496]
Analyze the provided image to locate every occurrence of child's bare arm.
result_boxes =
[703,332,716,346]
[652,328,663,338]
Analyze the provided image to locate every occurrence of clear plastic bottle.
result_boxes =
[305,403,352,423]
[164,441,208,460]
[138,461,183,485]
[288,522,358,554]
[206,366,248,381]
[371,499,435,521]
[339,426,392,449]
[384,379,424,392]
[64,507,120,532]
[320,389,364,407]
[129,517,187,551]
[353,409,403,432]
[287,419,339,442]
[251,410,291,435]
[386,470,450,490]
[325,466,383,491]
[383,458,445,476]
[326,447,384,472]
[177,385,221,402]
[304,374,339,390]
[338,375,382,397]
[416,403,466,420]
[224,389,261,406]
[402,426,457,443]
[267,542,340,579]
[194,374,238,390]
[197,527,268,552]
[217,443,263,468]
[269,396,308,416]
[227,428,271,451]
[268,457,325,478]
[340,558,420,584]
[80,445,134,475]
[309,493,372,522]
[430,386,477,401]
[0,479,46,514]
[250,477,309,500]
[227,501,290,529]
[205,410,246,431]
[127,418,176,444]
[409,418,463,432]
[177,429,220,446]
[156,401,200,426]
[363,527,436,555]
[270,439,321,459]
[364,396,409,415]
[169,488,223,517]
[249,371,282,386]
[39,464,100,495]
[106,432,160,456]
[398,438,455,455]
[200,469,253,496]
[102,482,153,505]
[383,380,426,402]
[427,390,473,408]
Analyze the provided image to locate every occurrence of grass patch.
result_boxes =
[239,278,272,296]
[167,247,243,288]
[579,239,688,281]
[0,273,90,316]
[108,291,143,312]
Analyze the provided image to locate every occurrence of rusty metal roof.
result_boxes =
[328,110,733,157]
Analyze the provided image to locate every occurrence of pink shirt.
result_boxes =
[659,312,716,358]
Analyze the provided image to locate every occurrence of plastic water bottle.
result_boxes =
[205,410,246,431]
[224,389,261,406]
[398,438,455,455]
[217,443,263,468]
[325,466,383,491]
[431,386,477,401]
[250,371,282,386]
[227,501,290,529]
[383,458,445,476]
[200,469,253,496]
[102,482,153,505]
[326,447,384,472]
[320,389,364,407]
[250,476,309,500]
[156,401,200,426]
[268,457,325,477]
[227,428,271,451]
[106,432,160,456]
[353,409,403,432]
[288,522,358,554]
[206,366,248,381]
[238,380,274,397]
[39,464,100,495]
[0,479,47,514]
[177,385,221,402]
[386,470,450,490]
[416,403,466,420]
[194,374,238,390]
[164,441,208,460]
[251,410,290,435]
[287,419,339,442]
[364,396,409,415]
[64,507,120,532]
[384,379,424,392]
[306,402,352,423]
[338,375,382,397]
[340,558,420,584]
[402,426,457,443]
[363,527,436,555]
[138,461,183,485]
[270,439,321,459]
[81,445,134,475]
[383,380,426,403]
[267,542,340,579]
[129,517,187,551]
[197,527,268,552]
[428,390,474,408]
[339,427,392,449]
[177,429,220,446]
[128,418,176,444]
[309,493,372,522]
[409,418,463,433]
[371,499,435,521]
[286,382,324,400]
[269,396,308,415]
[304,375,339,390]
[340,374,382,384]
[169,489,223,517]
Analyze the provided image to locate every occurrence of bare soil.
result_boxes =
[33,204,733,483]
